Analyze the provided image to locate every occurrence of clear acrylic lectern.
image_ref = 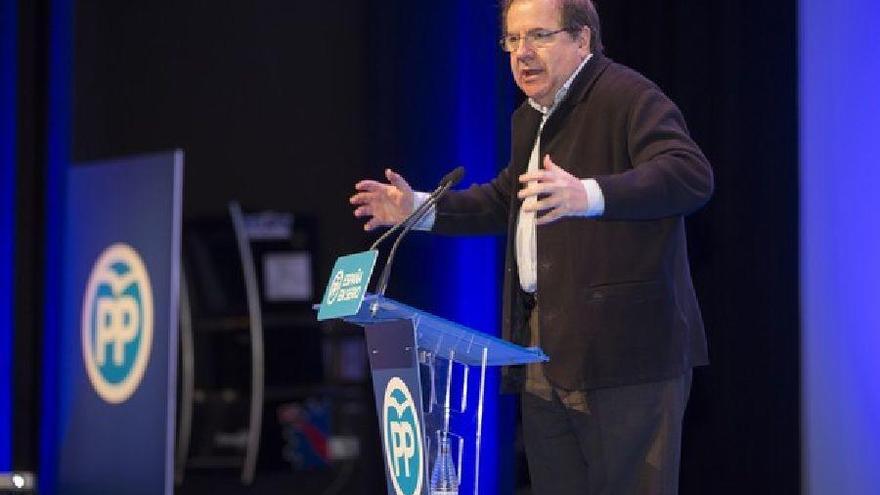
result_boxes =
[335,294,547,495]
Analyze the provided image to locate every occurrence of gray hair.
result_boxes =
[501,0,604,54]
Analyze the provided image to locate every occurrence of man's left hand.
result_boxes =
[518,154,589,224]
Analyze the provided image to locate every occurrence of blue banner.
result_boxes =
[55,151,182,494]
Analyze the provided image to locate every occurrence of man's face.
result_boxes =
[506,0,591,107]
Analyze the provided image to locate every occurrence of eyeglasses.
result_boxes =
[499,28,571,52]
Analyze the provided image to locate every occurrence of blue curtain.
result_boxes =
[801,0,880,492]
[0,0,19,472]
[368,0,515,491]
[39,0,72,490]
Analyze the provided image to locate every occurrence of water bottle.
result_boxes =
[429,431,459,495]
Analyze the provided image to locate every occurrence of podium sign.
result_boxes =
[365,320,427,495]
[55,151,183,494]
[317,250,377,321]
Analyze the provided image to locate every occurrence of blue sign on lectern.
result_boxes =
[55,151,183,495]
[317,250,378,321]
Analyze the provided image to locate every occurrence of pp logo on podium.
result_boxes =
[81,243,154,404]
[383,377,424,495]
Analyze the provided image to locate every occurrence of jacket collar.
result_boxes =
[560,53,611,110]
[538,53,611,139]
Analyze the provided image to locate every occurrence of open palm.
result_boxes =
[350,169,414,231]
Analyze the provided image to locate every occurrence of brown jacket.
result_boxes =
[433,54,713,390]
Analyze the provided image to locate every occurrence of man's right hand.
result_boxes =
[350,168,414,231]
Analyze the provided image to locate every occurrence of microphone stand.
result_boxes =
[370,180,456,316]
[369,186,442,252]
[369,166,464,252]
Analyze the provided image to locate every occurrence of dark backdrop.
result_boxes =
[18,0,798,493]
[595,2,800,492]
[73,0,375,266]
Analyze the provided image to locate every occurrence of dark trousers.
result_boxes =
[521,305,692,494]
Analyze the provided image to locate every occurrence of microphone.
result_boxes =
[369,166,465,251]
[438,165,466,189]
[370,166,465,314]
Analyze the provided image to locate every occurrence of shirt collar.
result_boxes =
[528,53,594,117]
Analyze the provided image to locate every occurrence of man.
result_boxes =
[350,0,713,493]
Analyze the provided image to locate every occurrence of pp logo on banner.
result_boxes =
[383,377,423,495]
[81,243,154,404]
